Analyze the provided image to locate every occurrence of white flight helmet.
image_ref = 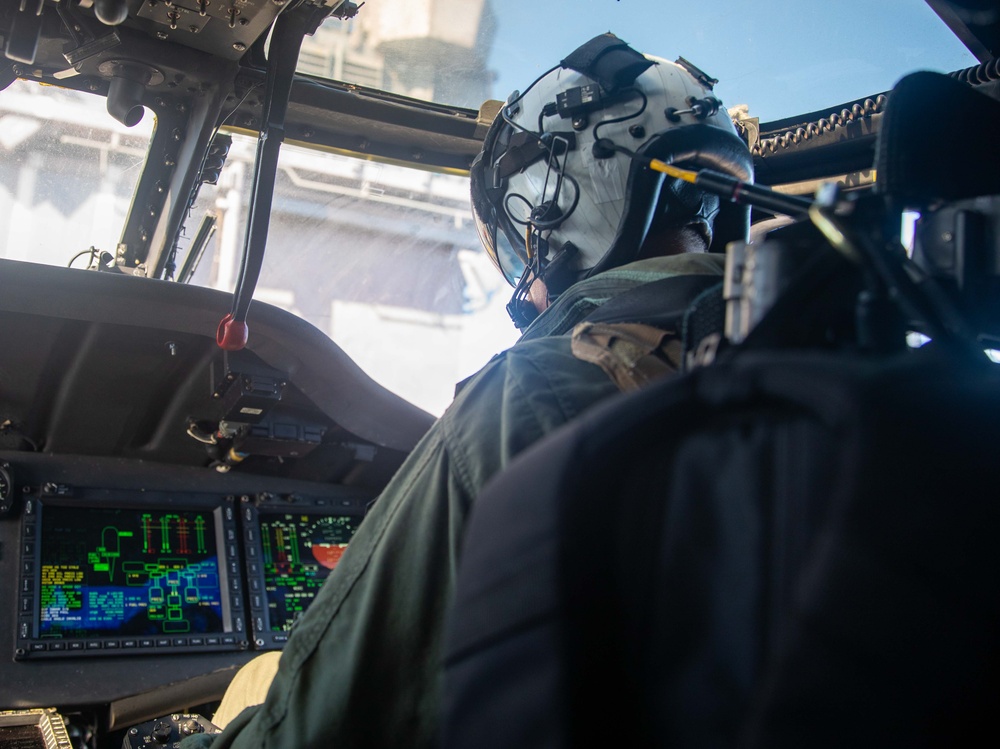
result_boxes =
[471,33,754,326]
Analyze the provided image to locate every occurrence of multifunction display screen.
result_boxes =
[260,513,360,633]
[38,507,225,639]
[17,494,245,659]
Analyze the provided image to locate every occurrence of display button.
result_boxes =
[139,639,154,648]
[86,641,102,650]
[173,638,188,647]
[227,528,235,542]
[190,637,205,646]
[123,640,137,648]
[232,594,243,611]
[273,634,289,643]
[222,635,236,645]
[30,642,47,651]
[230,578,240,591]
[23,542,34,555]
[255,616,264,632]
[206,637,221,646]
[156,638,170,647]
[21,578,31,593]
[68,641,84,651]
[50,642,66,650]
[249,563,259,575]
[228,543,237,558]
[226,506,235,522]
[22,561,32,574]
[247,545,257,558]
[21,597,32,613]
[250,579,261,591]
[235,618,244,633]
[104,640,120,649]
[19,621,30,639]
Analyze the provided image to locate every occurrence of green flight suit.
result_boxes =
[182,252,725,749]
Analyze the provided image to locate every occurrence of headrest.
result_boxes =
[875,71,1000,206]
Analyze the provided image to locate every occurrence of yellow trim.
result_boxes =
[648,158,698,184]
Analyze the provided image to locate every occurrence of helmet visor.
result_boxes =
[473,201,527,287]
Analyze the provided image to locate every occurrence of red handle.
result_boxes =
[216,314,249,351]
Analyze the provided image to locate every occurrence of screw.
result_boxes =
[628,124,646,138]
[239,17,249,25]
[233,42,247,52]
[942,232,953,242]
[89,82,100,92]
[156,31,169,40]
[571,116,587,131]
[189,25,200,33]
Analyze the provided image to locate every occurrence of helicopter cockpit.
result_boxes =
[1,1,998,747]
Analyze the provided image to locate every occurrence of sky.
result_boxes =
[483,0,978,123]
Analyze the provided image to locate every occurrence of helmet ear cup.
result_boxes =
[586,125,754,278]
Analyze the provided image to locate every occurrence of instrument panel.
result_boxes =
[15,485,367,660]
[0,451,373,720]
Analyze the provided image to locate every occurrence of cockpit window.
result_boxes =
[184,135,519,415]
[0,80,152,269]
[299,0,977,120]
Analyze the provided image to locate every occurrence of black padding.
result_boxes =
[589,125,754,278]
[560,32,654,92]
[875,71,1000,205]
[443,345,1000,748]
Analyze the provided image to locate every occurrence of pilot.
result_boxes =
[182,33,753,749]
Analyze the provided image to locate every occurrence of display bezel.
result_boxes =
[16,491,248,659]
[240,495,367,649]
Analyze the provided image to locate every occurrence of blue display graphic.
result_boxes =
[38,506,225,638]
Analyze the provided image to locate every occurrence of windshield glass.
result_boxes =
[301,0,977,120]
[185,135,518,415]
[0,80,152,268]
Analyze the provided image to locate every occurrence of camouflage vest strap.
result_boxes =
[570,322,683,393]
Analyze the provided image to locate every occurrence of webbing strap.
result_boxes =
[560,32,653,92]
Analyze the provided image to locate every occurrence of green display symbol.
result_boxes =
[89,527,134,579]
